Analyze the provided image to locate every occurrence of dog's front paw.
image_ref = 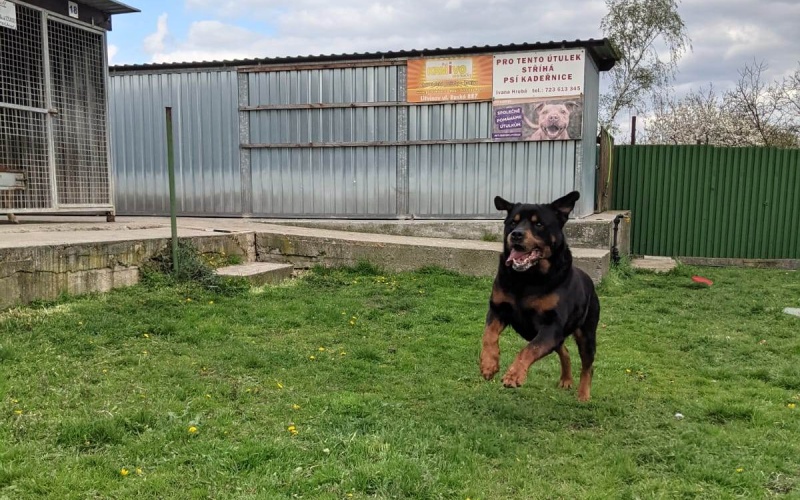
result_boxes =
[479,351,500,380]
[501,364,527,388]
[558,377,574,390]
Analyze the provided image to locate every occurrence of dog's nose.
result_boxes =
[510,230,524,242]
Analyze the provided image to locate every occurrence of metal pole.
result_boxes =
[165,107,178,272]
[630,116,637,145]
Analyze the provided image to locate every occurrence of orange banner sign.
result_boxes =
[407,55,493,103]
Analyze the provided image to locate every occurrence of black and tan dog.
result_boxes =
[479,191,600,402]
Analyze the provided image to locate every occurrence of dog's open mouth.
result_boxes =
[505,246,543,272]
[546,124,563,135]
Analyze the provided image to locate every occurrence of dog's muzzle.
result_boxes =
[505,246,543,272]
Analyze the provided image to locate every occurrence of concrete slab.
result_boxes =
[263,211,631,255]
[254,226,610,283]
[0,215,611,309]
[631,256,678,273]
[216,262,293,286]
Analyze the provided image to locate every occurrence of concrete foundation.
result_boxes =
[0,216,612,309]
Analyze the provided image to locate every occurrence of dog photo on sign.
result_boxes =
[522,98,583,141]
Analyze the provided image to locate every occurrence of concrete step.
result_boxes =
[254,224,610,283]
[265,211,630,255]
[216,262,294,286]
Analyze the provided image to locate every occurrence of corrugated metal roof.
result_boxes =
[110,38,620,73]
[79,0,139,14]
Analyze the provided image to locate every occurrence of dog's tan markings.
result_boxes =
[551,235,557,244]
[573,329,593,402]
[513,214,520,222]
[531,215,539,223]
[491,285,514,306]
[501,336,559,387]
[538,258,551,274]
[480,317,505,380]
[556,344,573,389]
[525,293,559,314]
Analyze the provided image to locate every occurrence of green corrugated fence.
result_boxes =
[611,145,800,259]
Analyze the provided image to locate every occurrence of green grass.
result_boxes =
[1,262,799,499]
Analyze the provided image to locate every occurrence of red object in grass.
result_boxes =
[691,275,713,286]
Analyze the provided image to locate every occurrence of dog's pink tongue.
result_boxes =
[505,249,529,266]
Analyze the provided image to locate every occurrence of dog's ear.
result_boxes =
[533,102,547,114]
[563,101,578,112]
[494,196,515,212]
[550,191,580,225]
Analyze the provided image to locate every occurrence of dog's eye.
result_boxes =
[534,222,543,228]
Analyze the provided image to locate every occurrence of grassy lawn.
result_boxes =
[1,263,799,499]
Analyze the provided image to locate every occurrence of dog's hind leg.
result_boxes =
[556,344,574,389]
[573,328,595,402]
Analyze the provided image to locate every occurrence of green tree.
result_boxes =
[600,0,691,131]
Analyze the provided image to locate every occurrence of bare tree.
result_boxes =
[643,62,800,147]
[726,61,793,147]
[600,0,692,131]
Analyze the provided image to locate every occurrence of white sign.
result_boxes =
[0,0,17,30]
[493,48,585,100]
[68,1,79,18]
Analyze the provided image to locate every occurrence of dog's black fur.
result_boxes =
[479,191,600,401]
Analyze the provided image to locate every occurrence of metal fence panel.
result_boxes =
[408,141,576,217]
[109,70,241,215]
[247,66,400,217]
[612,145,800,259]
[251,147,397,216]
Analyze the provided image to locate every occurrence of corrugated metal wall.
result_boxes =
[244,66,399,217]
[109,69,241,215]
[612,145,800,258]
[109,56,598,218]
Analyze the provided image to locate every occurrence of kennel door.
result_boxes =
[46,16,111,207]
[0,3,54,210]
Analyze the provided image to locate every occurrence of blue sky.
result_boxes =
[107,0,799,98]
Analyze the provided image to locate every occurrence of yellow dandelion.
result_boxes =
[276,382,284,389]
[188,426,198,434]
[209,301,214,305]
[14,410,22,415]
[349,320,356,326]
[205,394,211,398]
[292,404,301,410]
[789,403,797,409]
[625,369,632,374]
[135,467,143,475]
[142,350,148,355]
[340,352,347,356]
[186,298,192,302]
[120,468,130,476]
[143,333,150,339]
[102,369,108,374]
[736,468,744,473]
[12,399,18,404]
[318,347,326,351]
[309,355,316,360]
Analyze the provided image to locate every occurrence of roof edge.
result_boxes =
[110,38,620,73]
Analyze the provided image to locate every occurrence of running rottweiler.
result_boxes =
[479,191,600,402]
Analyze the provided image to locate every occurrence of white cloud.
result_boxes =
[143,13,170,55]
[107,44,118,64]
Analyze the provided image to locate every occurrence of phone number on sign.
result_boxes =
[543,86,581,93]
